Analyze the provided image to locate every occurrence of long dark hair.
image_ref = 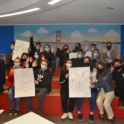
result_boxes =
[82,57,93,72]
[96,61,107,79]
[61,59,72,73]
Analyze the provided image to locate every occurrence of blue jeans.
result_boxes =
[8,86,20,108]
[77,88,97,113]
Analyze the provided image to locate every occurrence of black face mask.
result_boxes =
[98,68,104,73]
[64,48,68,51]
[76,46,79,49]
[114,65,122,71]
[106,46,111,50]
[83,63,90,67]
[22,59,26,62]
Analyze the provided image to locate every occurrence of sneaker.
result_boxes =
[68,112,73,120]
[89,114,94,122]
[9,108,15,116]
[78,113,84,121]
[51,73,54,77]
[100,114,104,121]
[108,117,115,124]
[14,108,20,116]
[61,113,68,120]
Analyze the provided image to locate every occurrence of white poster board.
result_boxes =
[12,40,29,60]
[14,68,35,98]
[4,112,55,124]
[69,53,77,59]
[69,67,91,98]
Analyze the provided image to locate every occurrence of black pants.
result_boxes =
[25,88,48,111]
[60,88,76,113]
[114,87,124,103]
[48,61,56,74]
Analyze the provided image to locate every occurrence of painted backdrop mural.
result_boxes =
[14,25,120,52]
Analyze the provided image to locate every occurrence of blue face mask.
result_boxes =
[77,54,83,59]
[36,46,40,50]
[93,53,98,57]
[41,65,47,71]
[11,46,15,50]
[34,55,39,59]
[91,48,95,51]
[14,63,20,67]
[45,48,50,52]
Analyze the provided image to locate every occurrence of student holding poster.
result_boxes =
[25,59,52,116]
[8,57,23,116]
[77,57,97,122]
[59,59,76,120]
[89,61,115,123]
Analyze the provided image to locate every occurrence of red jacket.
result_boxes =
[8,66,23,87]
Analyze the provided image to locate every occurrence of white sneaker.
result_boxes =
[68,112,73,120]
[61,113,68,120]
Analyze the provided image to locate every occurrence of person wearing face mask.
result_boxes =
[101,41,119,69]
[112,59,124,107]
[5,42,15,71]
[76,57,97,122]
[21,53,28,67]
[89,61,115,123]
[92,49,101,68]
[8,57,23,116]
[91,44,97,52]
[29,32,42,58]
[42,44,56,76]
[25,59,52,116]
[72,50,84,67]
[59,59,76,120]
[56,44,70,68]
[72,43,83,52]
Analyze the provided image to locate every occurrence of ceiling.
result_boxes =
[0,0,124,24]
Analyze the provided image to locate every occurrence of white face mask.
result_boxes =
[66,64,72,68]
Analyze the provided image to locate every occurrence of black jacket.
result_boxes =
[29,37,41,58]
[34,69,52,93]
[56,48,69,67]
[112,66,124,89]
[59,70,69,90]
[43,51,55,61]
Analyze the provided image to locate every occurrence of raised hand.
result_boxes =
[102,46,106,54]
[29,57,33,62]
[51,47,54,53]
[57,45,61,49]
[30,31,34,37]
[32,60,38,67]
[65,74,69,79]
[110,65,114,72]
[66,49,70,53]
[40,47,43,53]
[84,44,89,52]
[114,46,119,53]
[25,62,29,68]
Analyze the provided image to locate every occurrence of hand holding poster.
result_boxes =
[12,40,29,60]
[69,67,91,98]
[14,68,35,98]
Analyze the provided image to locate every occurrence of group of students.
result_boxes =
[3,32,124,124]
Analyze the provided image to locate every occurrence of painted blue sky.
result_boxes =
[14,25,120,43]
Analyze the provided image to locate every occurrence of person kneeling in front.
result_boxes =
[25,59,52,116]
[59,59,76,120]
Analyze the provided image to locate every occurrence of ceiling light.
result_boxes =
[0,8,40,18]
[48,0,61,5]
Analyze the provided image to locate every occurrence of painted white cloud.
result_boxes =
[71,31,84,38]
[37,27,48,33]
[88,28,98,33]
[22,31,31,37]
[104,30,119,37]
